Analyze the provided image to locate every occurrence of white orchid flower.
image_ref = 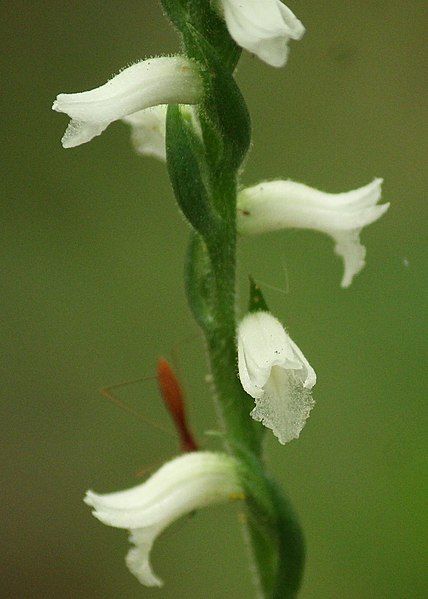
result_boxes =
[84,452,243,587]
[122,105,168,160]
[237,178,389,287]
[214,0,305,67]
[238,311,316,444]
[122,105,201,161]
[52,56,202,148]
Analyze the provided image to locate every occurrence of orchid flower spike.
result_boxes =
[238,178,390,287]
[238,311,316,444]
[84,452,242,587]
[52,56,202,148]
[214,0,305,67]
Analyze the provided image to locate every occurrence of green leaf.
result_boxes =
[166,104,219,240]
[248,275,270,313]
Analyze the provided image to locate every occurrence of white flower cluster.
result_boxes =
[52,1,390,587]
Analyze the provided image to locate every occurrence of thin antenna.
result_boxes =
[282,261,290,295]
[255,279,288,296]
[100,377,175,438]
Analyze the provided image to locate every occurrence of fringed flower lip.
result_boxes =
[214,0,305,67]
[84,452,242,587]
[237,178,390,287]
[52,56,203,148]
[237,311,316,444]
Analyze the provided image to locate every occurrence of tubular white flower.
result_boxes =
[84,452,242,587]
[52,56,203,148]
[215,0,305,67]
[238,311,316,444]
[237,178,389,287]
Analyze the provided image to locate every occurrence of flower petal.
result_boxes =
[238,312,302,392]
[276,1,306,40]
[238,311,316,443]
[219,0,304,67]
[287,337,317,389]
[330,228,366,288]
[250,364,315,444]
[126,527,163,587]
[237,178,389,286]
[53,56,202,148]
[61,119,110,149]
[122,105,167,160]
[84,452,242,587]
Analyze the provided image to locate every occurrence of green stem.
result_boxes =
[205,234,262,455]
[162,1,306,596]
[204,223,305,598]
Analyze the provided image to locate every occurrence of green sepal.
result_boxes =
[185,232,216,331]
[248,275,270,313]
[166,104,219,240]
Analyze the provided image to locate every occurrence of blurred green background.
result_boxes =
[2,1,426,597]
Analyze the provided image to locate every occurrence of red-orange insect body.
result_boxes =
[157,358,198,452]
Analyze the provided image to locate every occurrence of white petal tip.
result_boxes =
[378,202,390,216]
[303,374,317,390]
[294,25,306,41]
[52,95,69,113]
[83,490,96,506]
[268,58,287,69]
[60,137,76,149]
[126,548,164,588]
[368,177,384,200]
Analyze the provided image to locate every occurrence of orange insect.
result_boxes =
[157,357,198,453]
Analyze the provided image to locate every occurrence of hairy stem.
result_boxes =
[163,0,305,596]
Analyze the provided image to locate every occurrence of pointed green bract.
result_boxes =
[248,275,270,313]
